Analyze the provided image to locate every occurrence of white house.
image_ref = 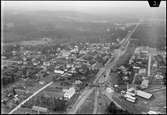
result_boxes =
[140,79,149,89]
[54,70,64,74]
[138,68,146,75]
[63,87,76,99]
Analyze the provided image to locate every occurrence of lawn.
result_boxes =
[76,89,95,114]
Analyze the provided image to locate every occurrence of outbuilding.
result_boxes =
[32,106,48,113]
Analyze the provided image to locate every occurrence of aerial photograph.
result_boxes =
[1,1,166,114]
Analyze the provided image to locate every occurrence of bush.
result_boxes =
[106,102,130,114]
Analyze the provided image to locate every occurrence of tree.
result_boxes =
[76,64,89,75]
[53,97,67,112]
[107,102,130,114]
[2,75,14,86]
[134,75,143,85]
[163,76,166,86]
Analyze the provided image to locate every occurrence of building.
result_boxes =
[106,87,114,93]
[54,70,64,74]
[61,50,71,57]
[152,61,158,68]
[74,80,82,85]
[140,78,149,89]
[133,66,140,70]
[147,111,161,114]
[126,97,136,103]
[138,68,146,75]
[125,94,136,103]
[125,88,136,103]
[63,87,76,99]
[32,106,48,113]
[155,74,164,80]
[136,90,152,99]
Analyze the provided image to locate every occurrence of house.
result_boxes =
[140,79,149,89]
[126,97,136,103]
[66,64,73,68]
[133,66,140,70]
[61,50,71,57]
[63,87,75,99]
[124,94,136,101]
[15,88,26,95]
[43,90,64,99]
[126,91,136,97]
[138,68,146,75]
[155,74,164,80]
[124,88,137,103]
[43,62,50,66]
[152,61,158,68]
[80,50,87,54]
[106,87,114,93]
[141,50,149,55]
[2,56,7,59]
[74,80,82,85]
[54,70,64,74]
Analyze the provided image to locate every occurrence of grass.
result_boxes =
[96,89,111,114]
[147,89,166,113]
[76,89,95,114]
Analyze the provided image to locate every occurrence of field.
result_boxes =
[76,89,95,114]
[96,88,111,114]
[131,20,166,50]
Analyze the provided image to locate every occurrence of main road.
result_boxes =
[101,20,141,112]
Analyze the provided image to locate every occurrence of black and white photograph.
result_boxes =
[1,1,166,114]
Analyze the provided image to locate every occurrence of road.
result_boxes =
[93,88,99,114]
[104,20,141,82]
[148,87,166,93]
[93,67,106,84]
[93,21,141,112]
[8,81,53,114]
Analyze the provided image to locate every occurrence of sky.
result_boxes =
[2,1,166,17]
[2,1,166,9]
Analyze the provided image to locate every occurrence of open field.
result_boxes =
[131,21,166,50]
[96,88,111,114]
[76,89,95,114]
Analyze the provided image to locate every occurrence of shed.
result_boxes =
[32,106,48,113]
